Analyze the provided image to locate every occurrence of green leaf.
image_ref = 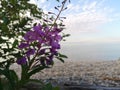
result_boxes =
[3,17,9,25]
[0,78,12,90]
[10,0,17,5]
[56,53,68,63]
[6,42,10,49]
[3,48,14,54]
[5,60,12,69]
[12,39,18,48]
[56,57,64,63]
[0,52,2,57]
[62,34,70,38]
[42,83,60,90]
[59,53,68,58]
[9,70,19,83]
[1,24,9,34]
[0,80,3,90]
[28,66,48,78]
[53,86,60,90]
[0,61,7,68]
[0,38,7,43]
[0,69,18,89]
[28,79,44,85]
[18,17,29,27]
[10,51,21,58]
[43,83,52,90]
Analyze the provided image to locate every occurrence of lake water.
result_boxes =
[60,42,120,61]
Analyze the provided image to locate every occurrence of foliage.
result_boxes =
[42,83,60,90]
[0,0,69,90]
[0,0,43,66]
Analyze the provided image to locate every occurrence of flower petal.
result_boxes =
[17,57,27,65]
[18,43,29,49]
[26,48,35,57]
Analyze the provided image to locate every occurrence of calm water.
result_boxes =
[61,42,120,61]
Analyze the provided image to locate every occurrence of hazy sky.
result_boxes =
[30,0,120,43]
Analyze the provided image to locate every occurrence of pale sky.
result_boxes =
[30,0,120,43]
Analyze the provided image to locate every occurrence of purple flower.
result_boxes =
[33,24,42,31]
[18,42,29,49]
[33,24,45,36]
[18,23,63,66]
[39,49,45,55]
[46,60,53,65]
[46,55,53,65]
[50,48,58,55]
[38,37,42,43]
[26,48,35,57]
[24,31,39,42]
[52,27,62,34]
[55,35,62,41]
[51,41,60,49]
[44,26,49,32]
[37,43,41,48]
[48,54,54,60]
[17,57,27,65]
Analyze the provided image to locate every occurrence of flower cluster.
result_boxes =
[17,24,62,65]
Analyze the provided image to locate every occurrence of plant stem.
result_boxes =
[29,0,68,70]
[52,0,67,27]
